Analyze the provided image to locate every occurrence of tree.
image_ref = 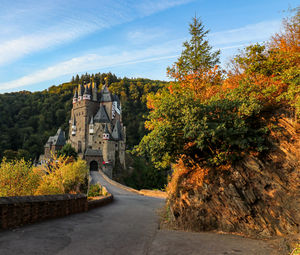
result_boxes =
[137,17,268,168]
[57,143,78,159]
[167,16,220,78]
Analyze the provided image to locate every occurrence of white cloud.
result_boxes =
[127,27,169,44]
[0,0,192,66]
[0,41,181,91]
[0,21,98,66]
[209,20,281,46]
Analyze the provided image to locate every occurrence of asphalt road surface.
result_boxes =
[0,171,278,255]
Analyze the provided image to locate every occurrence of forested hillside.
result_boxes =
[0,73,167,161]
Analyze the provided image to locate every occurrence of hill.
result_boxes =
[0,73,167,162]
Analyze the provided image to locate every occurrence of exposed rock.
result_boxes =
[167,113,299,252]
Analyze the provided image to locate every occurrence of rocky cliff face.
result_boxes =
[167,112,299,248]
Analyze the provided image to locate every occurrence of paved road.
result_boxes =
[0,171,278,255]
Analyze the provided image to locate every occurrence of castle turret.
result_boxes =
[73,90,78,104]
[112,120,122,140]
[83,85,91,101]
[71,115,76,136]
[89,116,94,135]
[102,123,111,165]
[92,80,98,101]
[103,123,110,140]
[78,84,84,101]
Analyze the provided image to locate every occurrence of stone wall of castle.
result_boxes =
[67,82,126,174]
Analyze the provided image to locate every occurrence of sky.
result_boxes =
[0,0,298,93]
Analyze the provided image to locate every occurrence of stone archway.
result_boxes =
[90,160,98,171]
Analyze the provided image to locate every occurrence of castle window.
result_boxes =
[115,144,117,148]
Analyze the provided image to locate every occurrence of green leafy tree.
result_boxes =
[137,17,269,168]
[57,143,78,159]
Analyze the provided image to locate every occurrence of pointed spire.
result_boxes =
[71,115,76,136]
[53,128,66,146]
[112,120,123,140]
[100,85,112,102]
[103,123,110,140]
[73,89,78,103]
[94,105,110,123]
[78,84,83,101]
[83,85,91,100]
[74,89,78,98]
[92,80,98,101]
[89,116,94,135]
[104,123,109,133]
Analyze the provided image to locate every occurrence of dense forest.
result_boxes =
[0,73,167,162]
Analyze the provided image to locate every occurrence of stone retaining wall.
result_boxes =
[88,195,114,210]
[0,194,88,229]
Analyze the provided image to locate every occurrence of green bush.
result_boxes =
[88,184,108,197]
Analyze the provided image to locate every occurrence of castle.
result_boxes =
[41,79,126,178]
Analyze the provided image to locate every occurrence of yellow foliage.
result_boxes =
[35,155,88,195]
[0,158,41,196]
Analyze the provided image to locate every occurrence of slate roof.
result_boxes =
[112,94,121,108]
[85,148,102,157]
[79,84,84,96]
[44,128,66,147]
[100,86,113,102]
[94,105,110,123]
[112,120,123,140]
[83,85,90,95]
[104,123,110,134]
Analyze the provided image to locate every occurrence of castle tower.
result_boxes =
[66,79,126,177]
[73,90,78,104]
[91,79,98,101]
[100,79,113,120]
[83,85,91,101]
[102,123,110,163]
[69,82,99,154]
[78,84,84,101]
[71,115,76,136]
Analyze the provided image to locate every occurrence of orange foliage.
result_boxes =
[270,13,300,53]
[167,157,209,198]
[168,65,223,102]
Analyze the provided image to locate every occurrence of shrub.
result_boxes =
[0,158,41,196]
[88,184,108,197]
[35,156,88,195]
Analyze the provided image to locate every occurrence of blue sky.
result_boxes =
[0,0,298,93]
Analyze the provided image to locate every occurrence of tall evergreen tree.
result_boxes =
[168,17,220,78]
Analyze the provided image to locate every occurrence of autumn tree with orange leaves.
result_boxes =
[137,17,268,169]
[137,10,299,170]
